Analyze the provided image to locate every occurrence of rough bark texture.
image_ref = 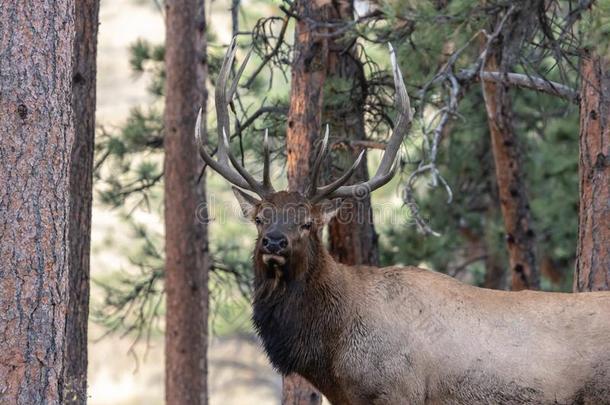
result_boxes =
[164,0,209,404]
[325,0,379,266]
[286,1,329,194]
[482,49,539,291]
[0,1,93,403]
[284,0,329,402]
[63,2,100,403]
[574,51,610,292]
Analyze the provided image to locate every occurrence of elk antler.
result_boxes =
[309,43,412,203]
[195,38,274,198]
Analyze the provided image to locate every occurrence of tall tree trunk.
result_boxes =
[325,0,379,266]
[574,51,610,292]
[0,1,96,402]
[482,47,539,291]
[64,1,100,402]
[164,0,209,404]
[284,1,329,403]
[286,2,328,194]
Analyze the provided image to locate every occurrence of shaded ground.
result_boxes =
[89,331,280,405]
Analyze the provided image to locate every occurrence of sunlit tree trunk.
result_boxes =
[284,0,329,403]
[164,0,209,403]
[326,0,379,266]
[482,46,539,291]
[0,1,97,402]
[574,50,610,292]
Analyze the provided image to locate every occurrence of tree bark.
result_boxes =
[286,1,329,194]
[284,0,329,402]
[574,51,610,292]
[325,0,379,266]
[164,0,209,404]
[482,50,539,291]
[0,1,96,403]
[63,1,100,403]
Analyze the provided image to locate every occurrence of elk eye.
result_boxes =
[301,222,312,231]
[255,217,262,225]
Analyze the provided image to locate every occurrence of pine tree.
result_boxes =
[0,1,99,402]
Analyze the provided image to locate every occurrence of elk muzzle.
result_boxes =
[261,231,288,265]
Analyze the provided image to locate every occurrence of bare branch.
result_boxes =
[476,71,578,103]
[245,11,292,88]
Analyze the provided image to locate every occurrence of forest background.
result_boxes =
[81,0,607,403]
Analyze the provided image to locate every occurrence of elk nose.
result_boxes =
[262,232,288,254]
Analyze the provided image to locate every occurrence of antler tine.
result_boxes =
[215,38,239,165]
[195,38,273,197]
[221,129,267,196]
[313,43,411,201]
[311,150,365,203]
[373,43,410,177]
[262,129,274,192]
[308,125,330,198]
[195,108,250,189]
[229,47,252,102]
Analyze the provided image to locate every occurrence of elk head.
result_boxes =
[195,39,412,281]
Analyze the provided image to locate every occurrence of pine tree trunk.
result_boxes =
[63,1,100,402]
[326,0,379,266]
[0,1,95,402]
[574,51,610,292]
[286,1,328,194]
[164,0,209,404]
[284,0,329,402]
[482,51,539,291]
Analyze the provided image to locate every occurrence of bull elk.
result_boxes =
[195,40,610,404]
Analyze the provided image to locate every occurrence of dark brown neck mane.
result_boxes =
[251,231,348,390]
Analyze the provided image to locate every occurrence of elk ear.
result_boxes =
[232,187,260,219]
[316,198,344,226]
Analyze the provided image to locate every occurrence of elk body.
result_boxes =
[197,40,610,404]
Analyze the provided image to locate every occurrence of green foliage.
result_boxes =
[581,0,610,55]
[129,39,166,96]
[92,219,165,341]
[381,90,503,276]
[375,0,582,290]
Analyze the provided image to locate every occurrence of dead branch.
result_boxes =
[475,71,578,103]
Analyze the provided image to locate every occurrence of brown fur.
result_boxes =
[235,191,610,405]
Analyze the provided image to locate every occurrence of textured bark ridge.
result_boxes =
[482,51,539,291]
[63,1,100,402]
[574,51,610,292]
[164,0,209,404]
[0,1,88,403]
[286,1,329,195]
[284,0,330,402]
[325,0,379,267]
